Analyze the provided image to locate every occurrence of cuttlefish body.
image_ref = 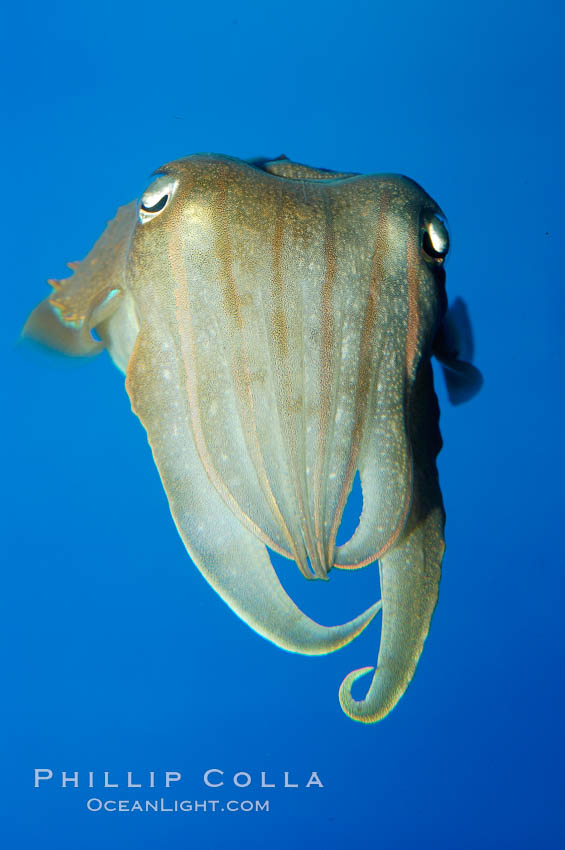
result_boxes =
[25,154,482,722]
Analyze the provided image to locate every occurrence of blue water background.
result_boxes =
[1,1,563,847]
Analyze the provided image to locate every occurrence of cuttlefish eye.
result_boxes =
[138,175,178,223]
[422,214,449,262]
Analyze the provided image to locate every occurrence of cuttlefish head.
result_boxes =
[24,154,481,722]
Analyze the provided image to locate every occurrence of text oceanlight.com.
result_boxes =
[86,798,269,813]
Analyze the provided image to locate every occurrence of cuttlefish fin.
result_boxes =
[126,323,380,655]
[434,297,483,405]
[23,201,137,356]
[249,155,358,181]
[339,359,445,722]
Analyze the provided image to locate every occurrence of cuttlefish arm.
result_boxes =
[339,357,444,721]
[22,201,137,355]
[126,323,380,655]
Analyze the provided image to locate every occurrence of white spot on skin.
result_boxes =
[182,204,216,251]
[163,369,171,380]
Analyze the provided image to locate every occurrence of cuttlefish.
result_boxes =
[24,154,482,722]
